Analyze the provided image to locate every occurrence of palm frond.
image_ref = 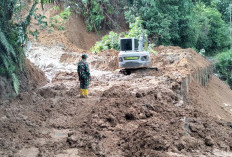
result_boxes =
[12,73,19,94]
[1,54,10,71]
[0,27,17,60]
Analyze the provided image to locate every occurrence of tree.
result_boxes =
[0,0,50,94]
[124,0,199,47]
[216,0,231,23]
[195,4,230,54]
[215,49,232,89]
[0,0,39,94]
[72,0,122,32]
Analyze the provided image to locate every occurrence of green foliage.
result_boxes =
[60,9,71,20]
[12,73,19,94]
[0,67,6,75]
[72,0,121,32]
[215,49,232,89]
[29,29,39,39]
[125,17,148,39]
[91,31,122,53]
[78,0,105,31]
[41,0,55,3]
[34,14,47,29]
[0,0,39,94]
[0,0,63,95]
[123,0,230,54]
[72,0,231,54]
[124,0,199,47]
[50,7,71,30]
[216,0,231,23]
[125,0,167,43]
[0,27,17,60]
[195,3,230,54]
[91,17,153,53]
[52,6,60,10]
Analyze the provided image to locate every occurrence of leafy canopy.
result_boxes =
[91,17,150,53]
[215,49,232,89]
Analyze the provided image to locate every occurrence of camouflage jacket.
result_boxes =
[77,60,90,80]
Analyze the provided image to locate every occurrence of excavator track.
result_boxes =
[119,67,158,75]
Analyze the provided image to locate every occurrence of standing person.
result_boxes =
[77,54,91,98]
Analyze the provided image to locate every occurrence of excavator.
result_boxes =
[118,36,154,75]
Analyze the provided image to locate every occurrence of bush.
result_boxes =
[195,4,230,55]
[215,49,232,89]
[0,0,38,94]
[91,31,122,53]
[50,7,71,30]
[91,17,154,53]
[72,0,117,32]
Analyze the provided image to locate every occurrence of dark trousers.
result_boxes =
[79,78,89,89]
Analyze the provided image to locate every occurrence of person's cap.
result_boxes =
[82,54,88,59]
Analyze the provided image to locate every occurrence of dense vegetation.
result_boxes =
[91,17,152,53]
[0,0,52,94]
[215,49,232,88]
[73,0,231,55]
[0,0,38,94]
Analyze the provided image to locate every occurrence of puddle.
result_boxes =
[50,129,71,142]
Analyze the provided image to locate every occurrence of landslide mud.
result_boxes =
[1,44,232,157]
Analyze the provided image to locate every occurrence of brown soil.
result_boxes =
[1,4,232,156]
[0,59,47,99]
[152,46,210,79]
[1,44,232,156]
[32,2,128,53]
[34,5,108,52]
[189,75,232,122]
[38,30,86,52]
[23,59,47,90]
[64,15,99,50]
[28,4,94,52]
[59,49,119,71]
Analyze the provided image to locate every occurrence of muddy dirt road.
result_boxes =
[1,43,232,157]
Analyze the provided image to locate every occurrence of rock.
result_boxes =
[189,123,200,132]
[205,136,214,146]
[138,113,146,119]
[125,113,136,120]
[136,93,142,98]
[218,142,229,150]
[66,135,79,147]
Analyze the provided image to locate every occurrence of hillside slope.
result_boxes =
[190,76,232,121]
[1,4,232,156]
[1,43,232,156]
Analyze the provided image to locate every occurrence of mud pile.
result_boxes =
[23,59,48,89]
[59,48,119,71]
[67,76,232,156]
[0,59,47,99]
[152,46,210,80]
[93,49,119,71]
[3,3,232,156]
[65,46,232,156]
[1,43,232,157]
[0,84,92,156]
[189,76,232,122]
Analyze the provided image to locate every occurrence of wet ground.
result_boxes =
[1,43,232,156]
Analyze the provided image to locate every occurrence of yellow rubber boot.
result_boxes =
[80,89,84,98]
[84,89,88,97]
